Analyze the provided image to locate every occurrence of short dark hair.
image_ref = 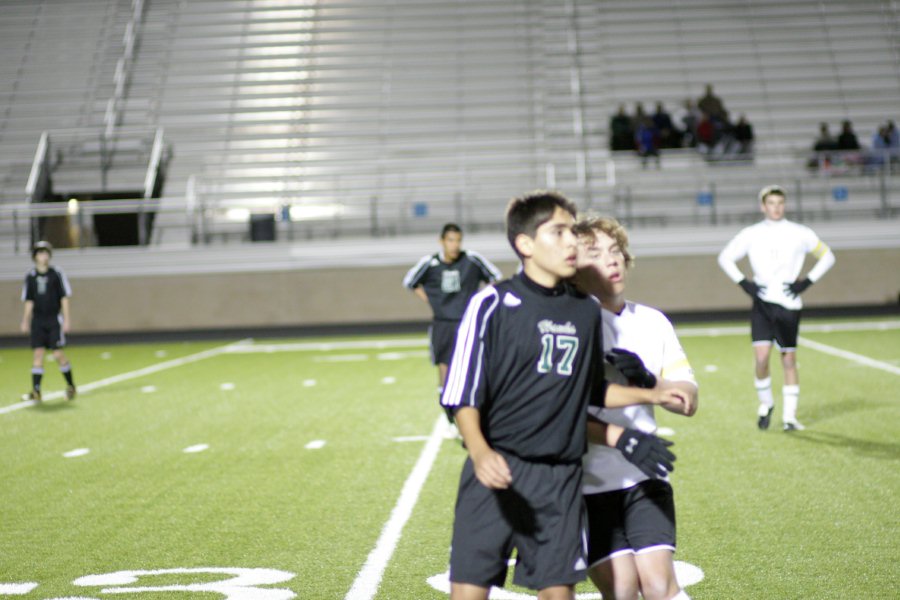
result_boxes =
[441,223,462,238]
[506,190,577,257]
[758,184,786,204]
[32,240,53,259]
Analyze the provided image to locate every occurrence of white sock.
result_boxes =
[755,377,774,415]
[783,385,800,422]
[671,591,691,600]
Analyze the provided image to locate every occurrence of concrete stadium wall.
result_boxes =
[1,247,898,338]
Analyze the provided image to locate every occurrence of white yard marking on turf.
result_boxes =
[220,382,236,391]
[305,440,326,450]
[314,354,369,363]
[222,338,429,354]
[392,435,430,442]
[184,444,209,454]
[1,341,242,417]
[677,319,900,337]
[155,350,168,358]
[657,427,676,436]
[344,415,447,600]
[376,351,430,361]
[381,376,396,385]
[63,448,90,458]
[798,336,900,376]
[302,379,317,387]
[704,364,719,372]
[141,385,157,393]
[101,352,112,359]
[0,582,38,594]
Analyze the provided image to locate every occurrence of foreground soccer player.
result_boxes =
[403,223,501,425]
[20,241,77,402]
[718,185,835,431]
[573,217,698,600]
[441,192,684,600]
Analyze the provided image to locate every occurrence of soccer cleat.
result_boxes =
[28,389,42,403]
[757,406,773,430]
[65,385,77,401]
[783,420,806,432]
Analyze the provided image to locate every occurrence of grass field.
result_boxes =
[1,318,898,599]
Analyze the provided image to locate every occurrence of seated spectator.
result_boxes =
[809,123,837,170]
[836,120,860,150]
[609,104,635,151]
[675,98,700,147]
[732,114,754,156]
[652,101,680,149]
[871,121,900,172]
[698,83,728,124]
[696,111,717,155]
[634,118,660,169]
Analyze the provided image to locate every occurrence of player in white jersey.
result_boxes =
[573,216,698,600]
[718,185,835,431]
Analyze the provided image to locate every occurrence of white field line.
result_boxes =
[0,341,243,416]
[676,319,900,338]
[223,338,428,354]
[798,336,900,376]
[344,415,447,600]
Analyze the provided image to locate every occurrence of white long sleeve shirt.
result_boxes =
[718,218,835,310]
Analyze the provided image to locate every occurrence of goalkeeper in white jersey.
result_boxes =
[573,216,698,600]
[718,185,835,431]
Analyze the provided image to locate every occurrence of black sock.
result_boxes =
[31,368,43,392]
[60,363,74,386]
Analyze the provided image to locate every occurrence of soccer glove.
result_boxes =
[738,278,765,298]
[605,348,657,389]
[784,277,813,298]
[615,428,676,479]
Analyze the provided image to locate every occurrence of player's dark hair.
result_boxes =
[441,223,462,238]
[758,185,786,204]
[32,240,53,259]
[506,191,577,257]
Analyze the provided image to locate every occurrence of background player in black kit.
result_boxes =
[20,241,76,402]
[441,192,682,600]
[403,223,502,422]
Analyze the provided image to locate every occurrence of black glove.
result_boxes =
[784,277,813,298]
[605,348,657,389]
[738,279,765,298]
[615,428,676,479]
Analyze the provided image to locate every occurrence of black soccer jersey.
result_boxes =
[442,272,605,463]
[22,267,71,319]
[403,250,502,321]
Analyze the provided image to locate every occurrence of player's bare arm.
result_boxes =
[602,381,688,410]
[61,297,71,333]
[659,381,698,416]
[412,285,429,304]
[455,406,512,489]
[21,300,33,333]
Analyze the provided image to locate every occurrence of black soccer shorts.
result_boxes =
[585,479,676,567]
[30,317,65,350]
[449,453,588,591]
[751,299,800,351]
[429,319,460,365]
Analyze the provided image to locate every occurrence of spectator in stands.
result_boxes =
[871,121,900,172]
[733,114,755,157]
[697,84,728,124]
[836,120,860,151]
[652,101,679,149]
[809,123,837,170]
[696,111,717,156]
[610,104,635,151]
[675,98,700,147]
[635,118,660,169]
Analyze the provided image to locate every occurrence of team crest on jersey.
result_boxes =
[537,320,577,335]
[441,270,461,293]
